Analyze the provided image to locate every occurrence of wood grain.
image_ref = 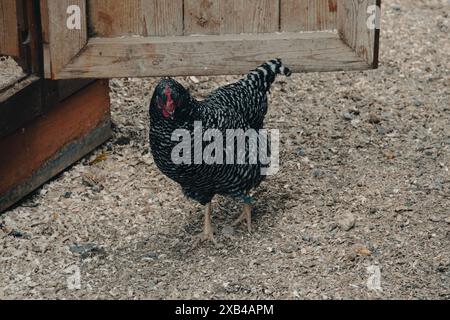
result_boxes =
[0,0,19,56]
[141,0,183,36]
[54,32,370,79]
[88,0,183,37]
[88,0,143,36]
[0,80,111,212]
[338,0,379,67]
[39,0,52,77]
[281,0,337,31]
[42,0,379,79]
[184,0,279,35]
[0,120,110,213]
[45,0,88,77]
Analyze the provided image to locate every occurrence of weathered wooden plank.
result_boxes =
[0,121,110,213]
[45,0,87,77]
[221,0,279,34]
[184,0,220,34]
[0,75,94,139]
[0,76,41,139]
[88,0,143,36]
[39,0,50,43]
[141,0,183,36]
[338,0,379,67]
[0,80,111,213]
[88,0,183,37]
[39,0,52,77]
[0,0,19,56]
[49,79,94,106]
[281,0,337,31]
[54,32,370,79]
[184,0,279,35]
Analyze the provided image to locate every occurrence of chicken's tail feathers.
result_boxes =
[244,59,292,93]
[273,58,292,77]
[259,58,292,77]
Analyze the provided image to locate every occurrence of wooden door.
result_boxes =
[41,0,380,79]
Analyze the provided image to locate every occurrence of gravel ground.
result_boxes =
[1,0,449,300]
[0,56,25,90]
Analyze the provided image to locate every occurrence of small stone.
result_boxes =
[347,252,357,262]
[355,247,372,256]
[437,21,449,33]
[189,76,200,84]
[368,113,381,124]
[302,235,311,242]
[110,79,121,88]
[82,176,95,188]
[9,230,23,238]
[392,4,401,11]
[70,243,96,254]
[381,112,392,120]
[342,112,354,121]
[338,213,356,231]
[375,124,386,135]
[395,205,413,213]
[63,192,72,199]
[351,119,361,127]
[433,180,444,190]
[413,98,423,107]
[145,251,158,259]
[296,148,306,157]
[70,243,106,259]
[383,150,396,160]
[326,198,336,207]
[32,243,46,253]
[116,136,131,146]
[82,176,104,193]
[329,223,339,232]
[148,280,157,289]
[106,142,114,152]
[445,217,450,224]
[430,216,441,223]
[312,169,323,178]
[281,245,295,254]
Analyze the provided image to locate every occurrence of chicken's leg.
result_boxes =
[233,203,253,233]
[194,203,217,245]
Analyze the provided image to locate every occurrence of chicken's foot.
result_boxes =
[193,203,217,246]
[233,203,253,233]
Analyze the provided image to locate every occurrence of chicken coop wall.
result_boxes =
[41,0,380,79]
[0,1,111,213]
[86,0,338,37]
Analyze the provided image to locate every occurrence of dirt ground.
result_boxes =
[1,0,449,300]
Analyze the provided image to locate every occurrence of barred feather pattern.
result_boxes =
[149,59,292,205]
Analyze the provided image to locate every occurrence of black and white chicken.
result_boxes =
[149,59,292,243]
